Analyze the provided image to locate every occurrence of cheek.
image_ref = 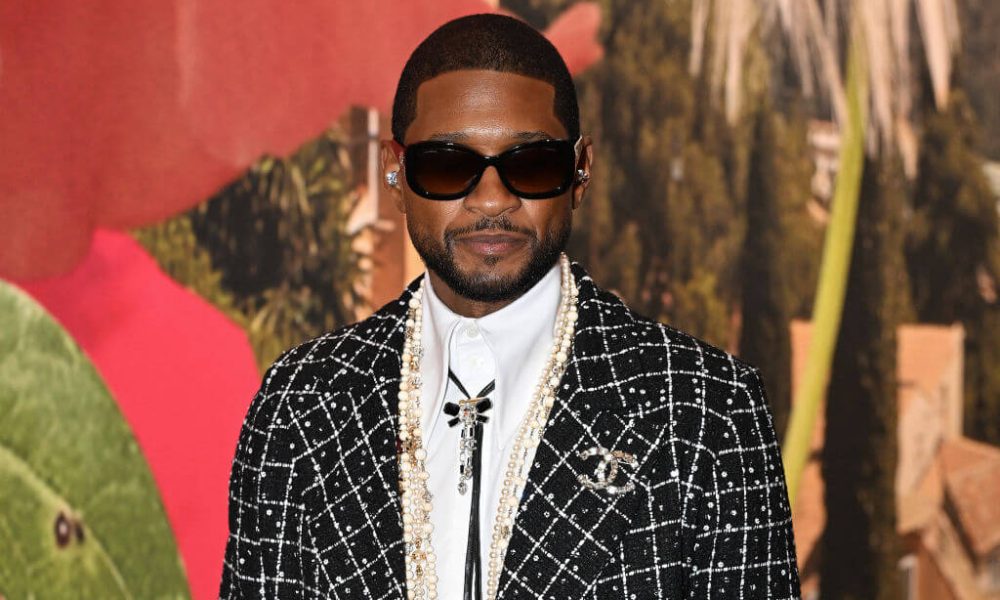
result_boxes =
[529,198,572,234]
[405,198,459,235]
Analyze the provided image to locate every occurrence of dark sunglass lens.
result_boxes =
[501,143,574,197]
[407,146,482,198]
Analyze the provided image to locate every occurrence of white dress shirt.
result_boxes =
[418,262,562,600]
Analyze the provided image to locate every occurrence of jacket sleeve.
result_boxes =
[220,366,306,599]
[687,365,801,599]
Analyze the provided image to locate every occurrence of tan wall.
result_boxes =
[919,543,961,600]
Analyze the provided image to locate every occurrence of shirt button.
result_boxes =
[465,324,480,338]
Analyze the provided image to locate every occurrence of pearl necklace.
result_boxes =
[396,253,579,600]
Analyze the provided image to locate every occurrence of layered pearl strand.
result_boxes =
[396,253,579,600]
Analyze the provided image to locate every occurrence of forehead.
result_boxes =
[405,70,567,147]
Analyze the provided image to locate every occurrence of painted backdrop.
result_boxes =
[2,1,999,599]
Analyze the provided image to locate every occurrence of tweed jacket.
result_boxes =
[220,262,801,599]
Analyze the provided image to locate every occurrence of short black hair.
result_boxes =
[391,14,580,143]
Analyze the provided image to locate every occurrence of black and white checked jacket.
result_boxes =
[220,262,801,599]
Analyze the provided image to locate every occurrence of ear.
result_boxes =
[571,136,594,210]
[379,140,406,213]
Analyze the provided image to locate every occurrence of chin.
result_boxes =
[411,222,568,303]
[443,253,559,304]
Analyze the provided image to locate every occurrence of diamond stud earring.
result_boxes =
[576,169,590,185]
[385,170,400,188]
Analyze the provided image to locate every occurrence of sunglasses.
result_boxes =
[392,137,583,200]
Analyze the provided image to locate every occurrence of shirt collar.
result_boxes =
[420,261,563,435]
[423,261,562,351]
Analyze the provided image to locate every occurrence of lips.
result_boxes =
[454,233,529,256]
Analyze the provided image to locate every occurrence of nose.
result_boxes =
[463,165,521,217]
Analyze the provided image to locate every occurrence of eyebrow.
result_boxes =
[425,130,556,143]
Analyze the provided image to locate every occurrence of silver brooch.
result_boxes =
[577,446,636,495]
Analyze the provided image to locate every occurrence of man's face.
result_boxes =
[381,70,592,303]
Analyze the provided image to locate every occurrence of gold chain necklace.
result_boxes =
[396,253,578,599]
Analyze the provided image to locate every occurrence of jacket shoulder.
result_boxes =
[632,312,773,444]
[602,298,777,471]
[584,278,755,378]
[629,309,756,378]
[587,287,764,420]
[262,294,409,387]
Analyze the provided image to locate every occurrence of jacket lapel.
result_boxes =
[496,263,663,597]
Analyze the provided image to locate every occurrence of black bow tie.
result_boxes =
[443,369,494,600]
[443,396,493,427]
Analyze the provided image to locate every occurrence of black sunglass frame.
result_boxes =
[396,137,581,201]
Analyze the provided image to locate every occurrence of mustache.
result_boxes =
[444,216,536,242]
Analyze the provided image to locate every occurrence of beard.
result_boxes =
[409,212,571,303]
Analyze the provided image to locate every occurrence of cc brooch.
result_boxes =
[577,446,636,495]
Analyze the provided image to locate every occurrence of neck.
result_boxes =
[426,270,520,318]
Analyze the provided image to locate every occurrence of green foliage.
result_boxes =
[774,112,824,318]
[907,92,997,322]
[507,0,823,358]
[740,98,819,438]
[740,107,794,436]
[136,126,369,372]
[671,268,731,345]
[536,0,741,347]
[821,153,907,600]
[958,0,1000,159]
[0,281,189,599]
[133,214,247,330]
[504,0,576,28]
[966,301,1000,443]
[906,91,1000,445]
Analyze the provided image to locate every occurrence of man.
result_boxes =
[221,14,800,599]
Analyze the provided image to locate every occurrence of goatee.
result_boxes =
[409,214,571,303]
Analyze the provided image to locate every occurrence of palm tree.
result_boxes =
[691,0,960,164]
[692,2,963,597]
